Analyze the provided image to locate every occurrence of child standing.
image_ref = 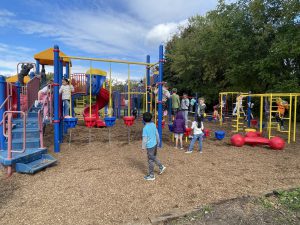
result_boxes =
[186,116,204,153]
[181,93,190,126]
[142,112,166,181]
[197,97,206,118]
[59,79,74,117]
[173,111,186,149]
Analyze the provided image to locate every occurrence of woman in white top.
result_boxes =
[186,116,204,153]
[59,78,74,117]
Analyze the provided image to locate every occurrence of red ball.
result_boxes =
[231,134,245,147]
[245,132,259,137]
[269,137,285,150]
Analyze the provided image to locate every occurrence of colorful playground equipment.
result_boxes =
[231,133,285,150]
[55,44,164,151]
[81,68,109,128]
[219,92,299,144]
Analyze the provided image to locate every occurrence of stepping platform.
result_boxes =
[0,148,47,166]
[16,154,56,174]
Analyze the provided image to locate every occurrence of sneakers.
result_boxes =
[180,147,183,150]
[144,175,155,181]
[185,151,192,154]
[199,151,203,154]
[280,126,284,131]
[159,166,166,175]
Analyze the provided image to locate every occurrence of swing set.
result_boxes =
[52,45,165,152]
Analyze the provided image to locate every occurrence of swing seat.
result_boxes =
[84,116,96,128]
[104,116,116,127]
[123,116,135,127]
[64,117,78,128]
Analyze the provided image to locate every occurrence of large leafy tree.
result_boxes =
[164,0,300,104]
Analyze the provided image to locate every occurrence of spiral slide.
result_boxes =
[83,88,109,127]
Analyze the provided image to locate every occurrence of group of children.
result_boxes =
[37,78,74,122]
[141,96,207,181]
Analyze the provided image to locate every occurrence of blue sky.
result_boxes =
[0,0,227,80]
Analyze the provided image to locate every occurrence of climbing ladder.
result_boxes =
[74,95,86,120]
[232,104,245,132]
[268,94,292,143]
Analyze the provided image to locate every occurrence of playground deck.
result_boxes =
[0,120,299,225]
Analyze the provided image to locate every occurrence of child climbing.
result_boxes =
[37,79,53,121]
[232,93,244,116]
[186,116,204,153]
[59,78,74,117]
[275,98,289,130]
[142,112,166,181]
[173,111,186,149]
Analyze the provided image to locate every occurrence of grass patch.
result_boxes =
[277,188,300,211]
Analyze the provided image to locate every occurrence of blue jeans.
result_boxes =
[63,99,70,116]
[188,133,203,152]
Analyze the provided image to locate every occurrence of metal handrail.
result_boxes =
[0,96,11,110]
[3,111,26,153]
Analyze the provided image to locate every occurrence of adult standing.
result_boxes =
[181,93,189,127]
[171,88,180,120]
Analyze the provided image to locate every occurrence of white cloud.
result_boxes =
[146,20,188,45]
[0,0,223,76]
[0,9,15,17]
[0,43,35,76]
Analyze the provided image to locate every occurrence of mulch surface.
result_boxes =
[1,117,300,225]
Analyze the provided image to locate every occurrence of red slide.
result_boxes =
[83,88,109,127]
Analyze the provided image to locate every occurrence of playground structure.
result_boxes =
[219,92,300,144]
[0,45,166,175]
[52,45,165,152]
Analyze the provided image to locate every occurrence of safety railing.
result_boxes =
[25,76,40,112]
[71,73,87,94]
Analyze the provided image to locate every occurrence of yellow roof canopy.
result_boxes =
[6,74,30,83]
[86,68,107,76]
[34,47,71,66]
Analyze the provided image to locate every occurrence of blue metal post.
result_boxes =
[0,76,6,150]
[158,45,164,148]
[15,81,21,116]
[65,62,70,79]
[53,46,60,153]
[247,91,252,127]
[146,55,151,112]
[36,60,40,74]
[59,59,64,142]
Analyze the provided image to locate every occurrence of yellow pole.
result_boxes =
[293,96,297,142]
[259,96,263,133]
[268,94,272,139]
[220,93,223,126]
[288,94,292,144]
[89,61,92,117]
[69,65,72,117]
[127,64,130,116]
[109,63,112,117]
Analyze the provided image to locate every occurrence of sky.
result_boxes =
[0,0,228,81]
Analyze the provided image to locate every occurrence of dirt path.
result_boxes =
[0,119,299,225]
